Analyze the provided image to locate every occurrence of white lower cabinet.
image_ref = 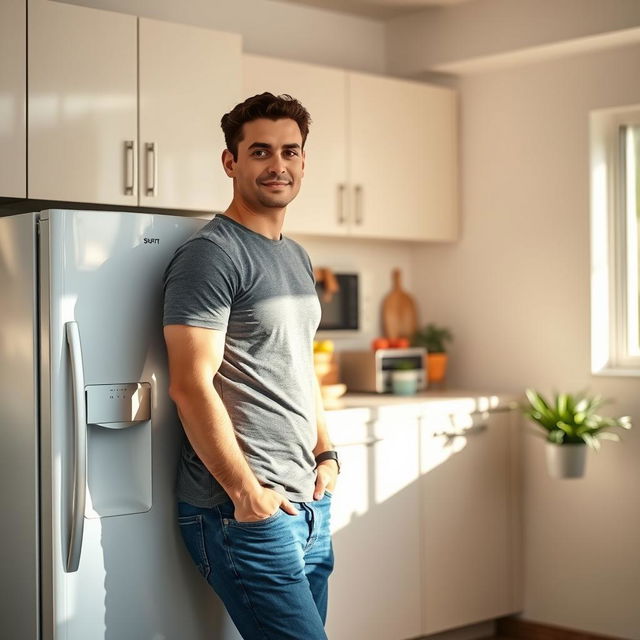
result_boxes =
[327,410,422,640]
[326,403,520,640]
[420,408,521,635]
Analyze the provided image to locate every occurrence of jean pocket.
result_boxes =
[177,514,211,580]
[227,508,284,530]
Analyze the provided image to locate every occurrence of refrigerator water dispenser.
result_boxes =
[84,382,152,518]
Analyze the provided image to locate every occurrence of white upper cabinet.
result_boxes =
[28,0,138,206]
[243,54,459,242]
[139,18,240,212]
[243,54,349,236]
[349,72,459,241]
[28,0,241,210]
[0,0,27,199]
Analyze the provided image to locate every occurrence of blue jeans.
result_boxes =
[177,493,334,640]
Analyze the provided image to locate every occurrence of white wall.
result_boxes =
[59,0,386,73]
[410,43,640,638]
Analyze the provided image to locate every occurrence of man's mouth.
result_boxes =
[261,181,291,187]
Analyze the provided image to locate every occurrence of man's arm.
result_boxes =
[164,324,296,521]
[312,374,338,499]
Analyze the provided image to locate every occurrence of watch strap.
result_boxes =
[315,450,340,474]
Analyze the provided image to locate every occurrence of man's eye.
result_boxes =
[284,150,299,157]
[252,150,268,158]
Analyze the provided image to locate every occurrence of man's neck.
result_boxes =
[223,201,285,241]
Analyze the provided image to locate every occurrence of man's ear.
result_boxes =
[301,149,305,177]
[222,149,235,177]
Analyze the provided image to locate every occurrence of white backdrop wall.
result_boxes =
[410,43,640,639]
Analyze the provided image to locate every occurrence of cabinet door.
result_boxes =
[422,84,459,241]
[327,414,422,640]
[28,0,137,206]
[420,409,517,635]
[139,19,241,212]
[348,73,458,241]
[243,54,349,237]
[0,0,26,199]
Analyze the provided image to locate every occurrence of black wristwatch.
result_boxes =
[315,450,340,474]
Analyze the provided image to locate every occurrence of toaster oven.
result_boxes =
[339,348,427,393]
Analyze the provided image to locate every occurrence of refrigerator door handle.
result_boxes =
[65,321,87,573]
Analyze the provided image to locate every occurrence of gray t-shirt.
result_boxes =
[163,214,321,507]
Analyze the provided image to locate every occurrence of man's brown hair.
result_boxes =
[221,92,311,161]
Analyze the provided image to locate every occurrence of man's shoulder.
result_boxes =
[192,214,234,245]
[179,216,240,262]
[282,236,312,266]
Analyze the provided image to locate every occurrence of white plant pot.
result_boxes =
[545,442,587,479]
[391,370,419,396]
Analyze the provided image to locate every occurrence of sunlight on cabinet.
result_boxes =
[327,411,423,640]
[326,402,519,639]
[374,419,421,504]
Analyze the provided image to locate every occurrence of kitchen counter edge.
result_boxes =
[324,390,520,417]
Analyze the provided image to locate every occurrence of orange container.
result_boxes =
[426,353,448,384]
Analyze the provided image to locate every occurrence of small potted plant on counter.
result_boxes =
[521,389,632,478]
[411,323,453,385]
[391,360,419,396]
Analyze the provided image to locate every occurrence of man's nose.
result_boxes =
[268,156,286,175]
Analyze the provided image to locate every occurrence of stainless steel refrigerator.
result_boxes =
[0,209,242,640]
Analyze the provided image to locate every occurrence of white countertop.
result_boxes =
[325,389,520,417]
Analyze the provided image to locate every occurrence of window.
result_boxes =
[590,106,640,375]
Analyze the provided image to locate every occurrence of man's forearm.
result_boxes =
[312,375,333,456]
[173,383,261,501]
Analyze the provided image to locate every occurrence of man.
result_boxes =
[163,93,339,640]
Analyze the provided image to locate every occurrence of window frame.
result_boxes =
[590,105,640,376]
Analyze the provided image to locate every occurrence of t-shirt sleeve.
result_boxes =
[162,238,238,331]
[290,238,315,282]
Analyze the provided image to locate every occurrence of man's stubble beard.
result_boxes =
[256,194,294,209]
[255,182,301,210]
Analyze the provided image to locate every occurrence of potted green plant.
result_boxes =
[411,323,453,384]
[521,389,632,478]
[391,360,419,396]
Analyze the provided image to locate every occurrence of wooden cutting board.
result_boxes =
[382,268,418,340]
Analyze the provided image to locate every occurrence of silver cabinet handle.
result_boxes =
[335,437,383,448]
[337,183,347,225]
[354,184,363,225]
[432,423,488,439]
[123,140,136,196]
[145,142,158,197]
[65,321,87,573]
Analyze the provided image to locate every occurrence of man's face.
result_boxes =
[224,118,305,212]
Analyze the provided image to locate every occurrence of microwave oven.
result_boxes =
[315,271,360,332]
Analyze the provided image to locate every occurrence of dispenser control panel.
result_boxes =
[86,382,151,427]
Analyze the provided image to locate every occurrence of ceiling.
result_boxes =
[278,0,475,20]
